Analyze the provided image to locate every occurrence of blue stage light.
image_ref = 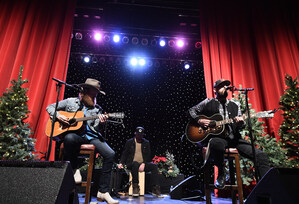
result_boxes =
[113,35,120,43]
[130,57,138,66]
[159,39,166,47]
[83,56,91,63]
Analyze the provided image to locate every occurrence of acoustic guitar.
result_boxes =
[185,110,275,143]
[45,111,124,141]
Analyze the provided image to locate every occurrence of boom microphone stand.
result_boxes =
[233,87,259,182]
[45,78,81,161]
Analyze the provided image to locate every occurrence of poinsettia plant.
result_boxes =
[152,150,180,177]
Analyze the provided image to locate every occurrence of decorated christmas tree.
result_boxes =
[278,74,299,168]
[0,66,36,160]
[232,88,288,185]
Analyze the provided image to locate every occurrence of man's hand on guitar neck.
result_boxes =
[198,118,211,128]
[57,114,70,125]
[98,112,109,123]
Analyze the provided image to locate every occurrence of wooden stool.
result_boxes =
[128,171,145,196]
[59,143,95,204]
[203,147,243,204]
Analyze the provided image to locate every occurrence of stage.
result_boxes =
[78,193,235,204]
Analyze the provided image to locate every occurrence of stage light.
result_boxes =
[154,61,160,67]
[132,37,139,45]
[115,58,122,65]
[195,41,202,49]
[141,38,148,46]
[99,57,105,64]
[159,39,166,47]
[94,32,102,41]
[83,56,91,63]
[103,34,110,42]
[176,39,184,48]
[148,60,153,67]
[113,35,120,43]
[139,58,146,66]
[168,40,175,47]
[184,63,191,69]
[75,32,83,40]
[122,36,129,44]
[92,57,98,63]
[151,39,157,46]
[130,57,138,66]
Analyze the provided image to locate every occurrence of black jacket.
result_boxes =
[120,137,151,169]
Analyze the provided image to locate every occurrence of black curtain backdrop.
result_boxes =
[62,39,205,179]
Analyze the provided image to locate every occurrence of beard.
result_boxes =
[216,89,228,99]
[81,94,96,107]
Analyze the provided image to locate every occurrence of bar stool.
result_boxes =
[203,147,243,204]
[59,143,95,204]
[128,171,145,196]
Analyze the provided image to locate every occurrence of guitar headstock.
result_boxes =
[254,110,275,118]
[108,112,125,119]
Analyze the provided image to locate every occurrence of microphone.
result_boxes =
[225,85,235,91]
[52,78,82,91]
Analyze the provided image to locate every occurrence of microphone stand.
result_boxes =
[233,87,259,182]
[45,78,81,161]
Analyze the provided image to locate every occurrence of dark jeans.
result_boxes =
[63,133,115,193]
[208,137,270,178]
[129,161,159,186]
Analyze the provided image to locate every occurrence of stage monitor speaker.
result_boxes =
[169,175,204,200]
[245,168,299,204]
[0,160,79,204]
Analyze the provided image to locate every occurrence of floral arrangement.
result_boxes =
[152,150,180,177]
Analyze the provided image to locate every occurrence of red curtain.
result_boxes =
[199,0,299,138]
[0,0,76,160]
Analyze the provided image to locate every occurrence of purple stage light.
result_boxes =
[176,39,184,47]
[94,32,102,41]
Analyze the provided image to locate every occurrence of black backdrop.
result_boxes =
[62,37,206,180]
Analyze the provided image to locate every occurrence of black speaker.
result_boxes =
[169,175,204,200]
[245,168,299,204]
[0,161,79,204]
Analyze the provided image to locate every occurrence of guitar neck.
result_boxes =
[215,114,249,126]
[74,113,123,122]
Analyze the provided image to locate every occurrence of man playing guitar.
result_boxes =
[46,78,119,204]
[188,79,270,189]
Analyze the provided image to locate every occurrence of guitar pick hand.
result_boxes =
[198,118,211,128]
[57,114,70,125]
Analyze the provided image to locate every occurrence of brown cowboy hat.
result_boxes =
[213,79,231,89]
[78,78,106,95]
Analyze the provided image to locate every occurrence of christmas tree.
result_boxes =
[278,74,299,168]
[0,66,36,160]
[232,88,288,185]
